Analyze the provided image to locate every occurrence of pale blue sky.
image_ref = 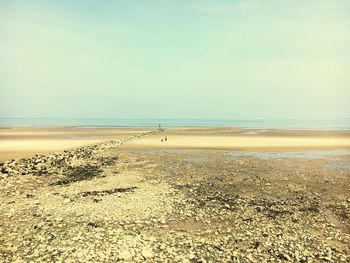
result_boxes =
[1,0,349,119]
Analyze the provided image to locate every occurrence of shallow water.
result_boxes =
[228,150,350,160]
[65,135,100,139]
[325,162,350,170]
[184,156,210,163]
[1,118,349,130]
[240,130,266,135]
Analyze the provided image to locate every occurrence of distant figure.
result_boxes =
[161,138,164,142]
[165,136,167,141]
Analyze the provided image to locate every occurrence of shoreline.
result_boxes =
[1,125,350,131]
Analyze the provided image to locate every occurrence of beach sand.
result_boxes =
[121,128,350,151]
[1,127,350,161]
[0,127,149,161]
[1,127,350,261]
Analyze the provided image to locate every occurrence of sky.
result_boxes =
[0,0,349,119]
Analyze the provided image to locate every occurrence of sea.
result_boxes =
[0,118,349,130]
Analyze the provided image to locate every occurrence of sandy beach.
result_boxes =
[1,127,350,262]
[122,128,350,151]
[1,127,350,161]
[2,0,349,261]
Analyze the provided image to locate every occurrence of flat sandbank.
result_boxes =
[0,127,149,161]
[122,128,350,151]
[2,127,350,161]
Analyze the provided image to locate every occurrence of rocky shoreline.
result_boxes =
[0,132,349,262]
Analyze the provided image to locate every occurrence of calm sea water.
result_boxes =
[0,118,349,130]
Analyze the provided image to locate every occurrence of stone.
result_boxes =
[119,250,133,260]
[141,247,154,259]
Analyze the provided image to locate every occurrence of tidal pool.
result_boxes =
[228,150,350,160]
